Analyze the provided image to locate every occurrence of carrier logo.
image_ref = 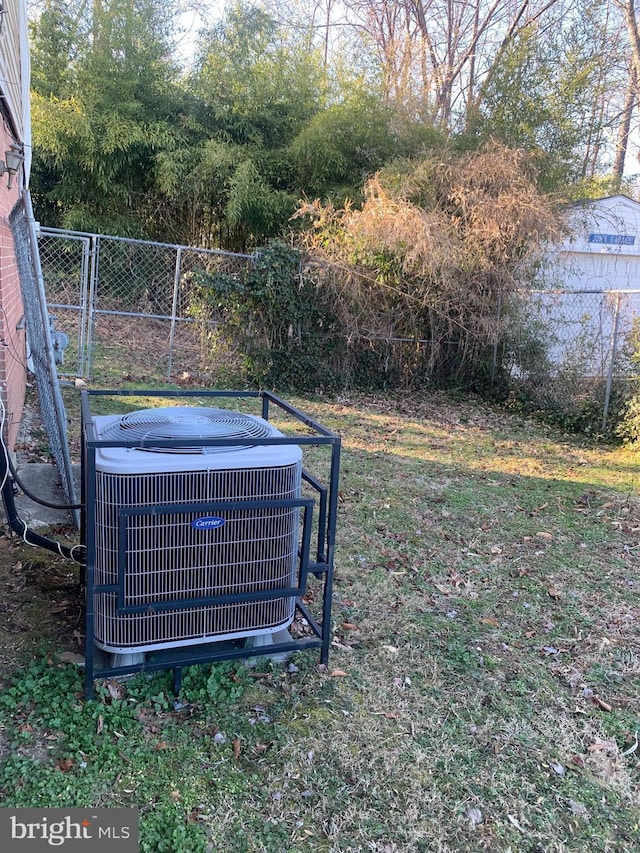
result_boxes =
[192,515,226,530]
[1,809,138,851]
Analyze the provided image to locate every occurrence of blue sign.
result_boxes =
[191,516,225,530]
[588,233,636,246]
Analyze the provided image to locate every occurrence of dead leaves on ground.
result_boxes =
[329,669,349,678]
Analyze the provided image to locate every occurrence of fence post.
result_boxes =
[602,292,622,432]
[77,236,91,379]
[167,246,183,381]
[491,291,502,387]
[85,235,100,379]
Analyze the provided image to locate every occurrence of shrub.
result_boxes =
[189,241,339,391]
[295,143,562,390]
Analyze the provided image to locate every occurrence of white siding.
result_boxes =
[544,197,640,373]
[0,0,29,143]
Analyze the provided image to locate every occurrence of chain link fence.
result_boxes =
[10,195,79,522]
[36,228,640,429]
[38,228,254,383]
[500,288,640,427]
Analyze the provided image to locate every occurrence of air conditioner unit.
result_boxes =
[89,406,302,657]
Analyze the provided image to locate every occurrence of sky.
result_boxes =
[175,3,222,68]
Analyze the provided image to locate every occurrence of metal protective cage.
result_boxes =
[80,389,341,699]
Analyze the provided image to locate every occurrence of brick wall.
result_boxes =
[0,122,26,450]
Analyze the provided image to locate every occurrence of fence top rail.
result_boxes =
[38,231,90,244]
[522,288,640,295]
[38,227,257,260]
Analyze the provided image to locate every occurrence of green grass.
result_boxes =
[2,390,639,852]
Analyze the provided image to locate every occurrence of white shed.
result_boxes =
[535,196,640,378]
[562,195,640,291]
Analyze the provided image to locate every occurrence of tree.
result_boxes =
[288,88,445,200]
[613,0,640,183]
[29,0,87,98]
[333,0,570,128]
[165,1,330,247]
[30,0,188,236]
[464,7,626,190]
[193,2,325,148]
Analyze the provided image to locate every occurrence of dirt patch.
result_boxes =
[0,536,84,677]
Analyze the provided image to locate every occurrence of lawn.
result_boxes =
[0,389,639,852]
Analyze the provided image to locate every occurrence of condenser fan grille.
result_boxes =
[99,406,273,454]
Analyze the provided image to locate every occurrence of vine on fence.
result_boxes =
[189,242,339,390]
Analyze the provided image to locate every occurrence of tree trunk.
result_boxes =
[613,69,636,186]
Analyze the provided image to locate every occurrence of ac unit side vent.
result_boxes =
[93,462,302,654]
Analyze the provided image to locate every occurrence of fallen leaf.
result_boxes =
[622,731,639,756]
[330,669,349,678]
[536,531,554,540]
[587,741,615,752]
[170,790,181,800]
[96,715,104,735]
[341,622,357,631]
[593,696,612,712]
[547,585,562,599]
[107,680,124,701]
[466,806,483,827]
[568,799,589,819]
[479,617,499,627]
[154,741,169,750]
[233,737,241,759]
[56,758,74,772]
[586,751,617,781]
[507,814,526,833]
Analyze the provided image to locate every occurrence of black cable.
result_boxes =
[0,400,85,564]
[1,473,86,564]
[7,452,83,510]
